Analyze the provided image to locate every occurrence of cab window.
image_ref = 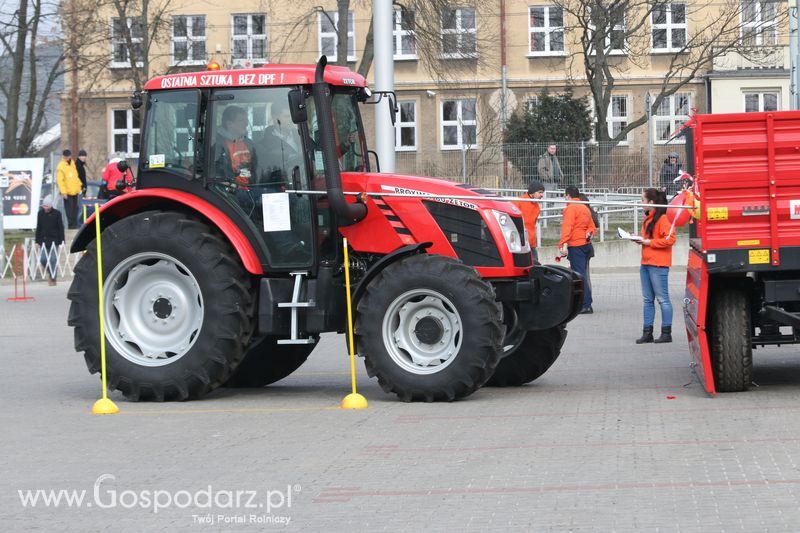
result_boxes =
[142,90,199,177]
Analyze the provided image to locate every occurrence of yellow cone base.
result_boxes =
[92,398,120,415]
[340,393,368,410]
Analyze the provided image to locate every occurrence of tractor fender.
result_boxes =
[352,242,432,306]
[69,189,264,275]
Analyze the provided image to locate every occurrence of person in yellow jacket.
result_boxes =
[56,149,82,229]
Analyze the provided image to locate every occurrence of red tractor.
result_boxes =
[68,58,582,402]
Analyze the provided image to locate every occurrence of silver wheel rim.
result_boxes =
[381,288,462,375]
[103,252,204,367]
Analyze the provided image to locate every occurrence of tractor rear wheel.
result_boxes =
[224,337,317,388]
[486,325,567,387]
[356,254,503,402]
[710,287,753,392]
[67,211,254,401]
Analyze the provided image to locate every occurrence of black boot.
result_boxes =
[654,326,672,344]
[635,326,654,344]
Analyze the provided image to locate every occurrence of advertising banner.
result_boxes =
[1,158,45,230]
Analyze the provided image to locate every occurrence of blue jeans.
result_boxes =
[640,265,673,328]
[568,244,593,308]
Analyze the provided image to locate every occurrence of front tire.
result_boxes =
[224,337,317,388]
[710,287,753,392]
[67,211,254,401]
[356,254,503,402]
[486,326,567,387]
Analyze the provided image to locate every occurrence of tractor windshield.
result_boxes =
[305,90,368,178]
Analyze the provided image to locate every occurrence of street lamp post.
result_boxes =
[646,92,654,188]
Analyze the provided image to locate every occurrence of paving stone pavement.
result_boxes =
[2,272,800,532]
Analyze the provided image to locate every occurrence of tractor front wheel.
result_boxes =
[356,254,503,402]
[486,325,567,387]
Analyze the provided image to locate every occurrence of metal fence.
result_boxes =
[395,141,686,192]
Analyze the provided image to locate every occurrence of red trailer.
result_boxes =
[684,110,800,394]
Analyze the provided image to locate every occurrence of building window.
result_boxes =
[232,14,267,64]
[393,9,417,60]
[395,101,417,151]
[524,95,540,113]
[111,17,144,68]
[441,98,477,149]
[652,4,686,51]
[653,92,691,143]
[441,8,477,58]
[172,15,206,65]
[112,109,140,157]
[529,6,564,55]
[741,1,778,46]
[744,91,779,112]
[608,94,629,143]
[319,11,355,62]
[589,6,626,55]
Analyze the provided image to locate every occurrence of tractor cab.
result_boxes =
[137,60,371,272]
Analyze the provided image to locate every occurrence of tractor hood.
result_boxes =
[342,172,522,216]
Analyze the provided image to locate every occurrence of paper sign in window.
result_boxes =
[262,193,291,232]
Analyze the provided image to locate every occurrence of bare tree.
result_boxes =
[0,0,65,156]
[553,0,789,146]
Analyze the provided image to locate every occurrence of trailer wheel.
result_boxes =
[224,337,317,388]
[67,211,254,401]
[356,254,503,402]
[486,326,567,387]
[710,287,753,392]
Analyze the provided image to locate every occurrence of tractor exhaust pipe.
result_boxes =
[312,56,367,225]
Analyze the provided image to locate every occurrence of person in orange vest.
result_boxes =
[559,186,596,314]
[633,188,677,344]
[514,180,544,261]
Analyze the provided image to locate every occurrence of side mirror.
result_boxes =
[131,92,143,110]
[288,89,307,124]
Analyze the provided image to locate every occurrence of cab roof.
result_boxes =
[144,64,367,91]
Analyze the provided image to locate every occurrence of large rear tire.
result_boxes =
[486,326,567,387]
[710,287,752,392]
[356,254,503,402]
[224,337,317,388]
[67,211,254,401]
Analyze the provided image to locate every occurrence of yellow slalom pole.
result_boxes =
[91,204,119,415]
[82,204,87,224]
[340,237,367,409]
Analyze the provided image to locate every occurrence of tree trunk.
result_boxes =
[357,17,375,77]
[336,0,349,66]
[3,0,29,157]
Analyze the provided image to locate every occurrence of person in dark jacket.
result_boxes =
[35,195,65,286]
[76,149,88,196]
[659,152,681,196]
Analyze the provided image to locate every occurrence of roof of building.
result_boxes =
[144,64,367,91]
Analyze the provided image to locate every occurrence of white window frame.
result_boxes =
[440,7,478,59]
[743,90,780,112]
[231,14,268,65]
[651,3,687,53]
[528,6,565,57]
[608,94,631,145]
[395,100,418,151]
[588,6,627,56]
[318,11,356,62]
[440,98,478,150]
[524,95,540,113]
[171,15,207,66]
[741,1,778,46]
[110,17,143,69]
[393,9,417,60]
[110,108,140,158]
[652,92,691,145]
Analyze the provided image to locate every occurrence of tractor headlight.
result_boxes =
[492,210,530,254]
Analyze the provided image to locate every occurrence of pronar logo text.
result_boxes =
[17,474,298,516]
[381,186,478,210]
